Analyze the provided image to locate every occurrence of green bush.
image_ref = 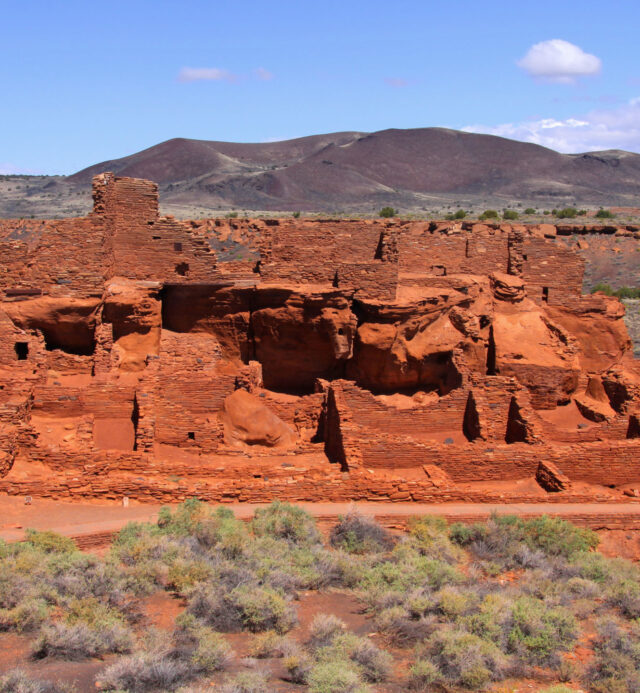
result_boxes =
[251,501,320,545]
[408,658,439,690]
[189,628,231,673]
[596,208,615,218]
[408,516,461,563]
[507,597,577,664]
[445,209,466,220]
[220,670,271,693]
[24,530,77,554]
[591,282,613,295]
[524,208,536,214]
[555,207,578,219]
[307,659,371,693]
[502,210,519,220]
[479,209,499,220]
[330,512,395,554]
[378,207,396,218]
[292,211,301,218]
[422,628,507,689]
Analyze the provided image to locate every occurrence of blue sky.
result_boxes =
[1,0,639,174]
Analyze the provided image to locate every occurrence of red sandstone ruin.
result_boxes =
[0,173,639,504]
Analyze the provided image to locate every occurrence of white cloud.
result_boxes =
[463,98,640,153]
[178,67,238,83]
[255,67,274,81]
[517,39,602,84]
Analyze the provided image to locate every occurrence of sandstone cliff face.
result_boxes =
[0,173,638,505]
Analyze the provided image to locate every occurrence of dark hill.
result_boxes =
[63,128,640,212]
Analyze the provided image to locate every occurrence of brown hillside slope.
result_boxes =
[67,128,640,210]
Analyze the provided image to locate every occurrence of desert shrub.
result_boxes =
[32,621,132,660]
[408,658,439,690]
[188,582,296,633]
[347,636,392,682]
[591,282,613,295]
[463,592,513,646]
[24,530,77,554]
[329,512,395,554]
[251,501,320,545]
[502,209,519,220]
[167,558,213,594]
[555,207,578,219]
[524,207,536,214]
[98,650,191,691]
[585,618,640,692]
[0,669,73,693]
[194,506,247,556]
[458,515,597,571]
[190,629,231,672]
[409,516,461,563]
[220,670,271,693]
[292,211,301,218]
[374,605,436,644]
[234,585,297,632]
[157,498,207,536]
[378,206,396,218]
[249,630,295,658]
[421,627,508,689]
[523,515,598,558]
[434,585,481,619]
[445,209,466,220]
[283,648,313,683]
[596,208,615,218]
[0,598,49,632]
[506,597,577,664]
[307,659,371,693]
[360,542,462,597]
[308,614,346,651]
[479,209,499,220]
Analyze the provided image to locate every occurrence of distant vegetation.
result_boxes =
[502,209,519,220]
[479,209,499,220]
[524,208,536,215]
[552,208,587,219]
[595,208,616,219]
[591,283,640,299]
[378,206,396,218]
[2,501,640,691]
[445,209,467,220]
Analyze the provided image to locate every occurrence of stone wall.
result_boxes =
[0,173,639,505]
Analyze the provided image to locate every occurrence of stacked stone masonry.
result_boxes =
[0,173,640,504]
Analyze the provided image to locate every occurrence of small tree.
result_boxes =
[503,210,519,220]
[479,209,499,220]
[595,208,615,219]
[379,206,396,218]
[524,208,536,215]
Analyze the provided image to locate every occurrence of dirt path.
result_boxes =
[3,494,640,544]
